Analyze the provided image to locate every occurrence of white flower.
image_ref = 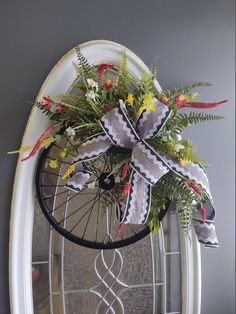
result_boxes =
[66,127,76,139]
[162,135,169,142]
[175,134,182,141]
[173,143,185,152]
[87,79,98,92]
[85,90,98,101]
[87,181,96,190]
[115,175,121,183]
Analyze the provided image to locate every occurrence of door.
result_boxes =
[9,40,201,314]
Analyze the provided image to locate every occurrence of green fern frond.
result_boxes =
[35,101,55,119]
[155,172,201,205]
[60,94,92,112]
[177,82,211,93]
[177,204,193,234]
[163,112,224,135]
[148,172,202,235]
[74,46,97,81]
[180,151,209,167]
[61,94,103,118]
[151,58,158,79]
[178,112,224,125]
[73,81,87,91]
[115,50,132,97]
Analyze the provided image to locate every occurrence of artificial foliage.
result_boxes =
[15,47,227,239]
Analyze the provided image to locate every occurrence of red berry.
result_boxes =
[200,207,207,223]
[43,96,52,110]
[122,182,132,196]
[115,223,125,240]
[97,63,114,80]
[104,79,113,90]
[104,104,113,112]
[189,182,204,196]
[121,163,129,179]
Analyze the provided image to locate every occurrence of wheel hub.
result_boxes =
[98,172,115,190]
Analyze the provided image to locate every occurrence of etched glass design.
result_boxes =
[32,196,182,314]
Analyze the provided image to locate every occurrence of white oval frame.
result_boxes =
[9,40,201,314]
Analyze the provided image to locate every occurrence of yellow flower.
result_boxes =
[59,148,68,159]
[143,93,156,112]
[127,93,134,105]
[136,106,145,118]
[144,93,154,102]
[135,93,157,118]
[179,158,189,167]
[49,159,58,169]
[61,165,76,180]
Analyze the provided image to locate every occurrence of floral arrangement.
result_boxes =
[14,47,227,247]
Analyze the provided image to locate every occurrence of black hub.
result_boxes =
[99,172,115,190]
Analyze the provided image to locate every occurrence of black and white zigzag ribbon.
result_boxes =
[66,101,218,247]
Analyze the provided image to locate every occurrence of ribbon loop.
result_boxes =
[73,133,112,163]
[136,101,171,139]
[100,107,139,148]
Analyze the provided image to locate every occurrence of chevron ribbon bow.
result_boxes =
[66,101,219,248]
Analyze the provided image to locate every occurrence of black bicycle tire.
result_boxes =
[36,145,151,250]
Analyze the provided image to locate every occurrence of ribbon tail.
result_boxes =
[193,199,219,247]
[65,133,112,192]
[159,154,219,247]
[193,219,219,248]
[66,163,92,192]
[73,133,112,163]
[120,170,152,224]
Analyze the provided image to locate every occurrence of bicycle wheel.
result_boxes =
[36,136,150,250]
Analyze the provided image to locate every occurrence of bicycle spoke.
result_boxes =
[95,192,101,242]
[81,188,101,238]
[67,190,104,233]
[41,184,66,187]
[49,186,87,214]
[43,189,68,201]
[41,170,61,177]
[57,190,104,226]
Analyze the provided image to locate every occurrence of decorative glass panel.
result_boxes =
[32,197,182,314]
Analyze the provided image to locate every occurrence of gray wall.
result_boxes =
[0,0,234,313]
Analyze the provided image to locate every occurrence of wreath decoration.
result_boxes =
[14,47,228,248]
